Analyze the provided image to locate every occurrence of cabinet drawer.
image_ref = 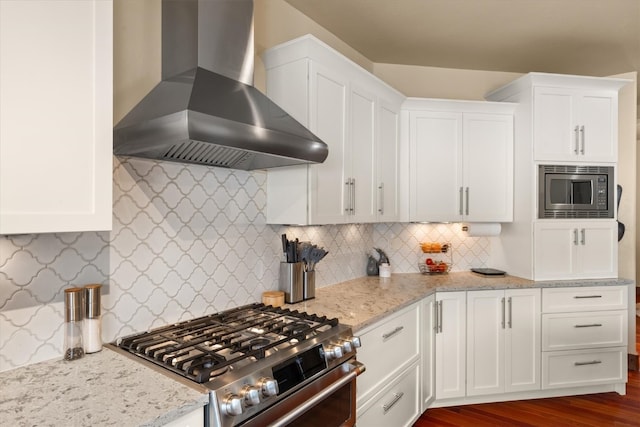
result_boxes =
[542,347,627,389]
[357,362,420,427]
[356,304,420,404]
[542,311,627,351]
[542,286,627,313]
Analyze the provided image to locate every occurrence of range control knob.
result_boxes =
[324,344,344,360]
[259,377,279,397]
[349,336,362,348]
[340,340,353,353]
[241,385,261,406]
[221,393,244,416]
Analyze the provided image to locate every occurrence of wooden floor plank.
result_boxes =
[413,314,640,427]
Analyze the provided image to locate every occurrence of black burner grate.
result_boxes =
[116,303,338,383]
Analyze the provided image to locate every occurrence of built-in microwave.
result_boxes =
[538,165,614,219]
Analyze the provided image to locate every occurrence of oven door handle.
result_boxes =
[270,360,365,427]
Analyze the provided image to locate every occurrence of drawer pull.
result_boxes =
[382,392,404,414]
[574,323,603,328]
[382,326,404,340]
[574,360,602,366]
[574,295,602,299]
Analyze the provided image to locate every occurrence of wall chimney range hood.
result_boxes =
[114,0,328,170]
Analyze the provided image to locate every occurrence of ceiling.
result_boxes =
[284,0,640,79]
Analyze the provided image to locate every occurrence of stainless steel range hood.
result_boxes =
[114,0,328,170]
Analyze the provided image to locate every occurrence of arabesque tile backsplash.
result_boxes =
[0,158,490,372]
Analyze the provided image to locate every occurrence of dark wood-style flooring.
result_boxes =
[413,305,640,426]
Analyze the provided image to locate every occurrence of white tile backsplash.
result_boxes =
[0,157,490,371]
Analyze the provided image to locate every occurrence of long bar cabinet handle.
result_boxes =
[382,326,404,340]
[574,360,602,366]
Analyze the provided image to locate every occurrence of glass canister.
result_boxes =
[83,284,102,353]
[63,287,85,361]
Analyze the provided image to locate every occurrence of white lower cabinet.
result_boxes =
[434,291,466,400]
[421,294,435,412]
[356,362,421,427]
[534,221,618,280]
[541,286,627,390]
[356,302,421,421]
[162,407,204,427]
[466,289,541,396]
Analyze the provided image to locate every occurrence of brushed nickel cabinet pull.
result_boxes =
[507,297,512,329]
[574,360,602,366]
[574,323,603,328]
[459,187,463,215]
[501,297,505,329]
[574,295,602,299]
[574,125,580,154]
[465,187,469,216]
[378,182,384,215]
[382,392,405,413]
[382,326,404,340]
[580,125,585,154]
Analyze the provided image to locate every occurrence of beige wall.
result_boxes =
[611,72,638,283]
[372,63,523,99]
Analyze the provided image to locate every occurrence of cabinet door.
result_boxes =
[349,83,377,223]
[410,111,462,222]
[534,222,576,280]
[463,113,513,222]
[466,290,504,396]
[435,291,466,400]
[575,221,617,279]
[0,0,112,234]
[377,99,400,222]
[505,288,541,392]
[421,294,435,411]
[533,87,576,162]
[308,62,349,224]
[533,87,616,162]
[576,92,617,162]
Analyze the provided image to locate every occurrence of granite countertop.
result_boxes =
[0,348,209,427]
[287,271,633,332]
[1,272,632,427]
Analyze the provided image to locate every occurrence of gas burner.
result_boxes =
[249,338,271,350]
[283,321,313,336]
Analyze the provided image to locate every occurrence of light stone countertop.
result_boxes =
[0,348,209,427]
[0,272,632,427]
[287,272,633,332]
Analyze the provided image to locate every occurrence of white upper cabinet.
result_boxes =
[0,0,113,234]
[264,35,405,225]
[533,87,618,162]
[486,73,628,164]
[405,99,514,223]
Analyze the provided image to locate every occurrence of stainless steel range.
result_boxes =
[109,303,364,427]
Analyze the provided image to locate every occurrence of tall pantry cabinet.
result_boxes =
[263,35,405,225]
[0,0,113,234]
[485,73,628,280]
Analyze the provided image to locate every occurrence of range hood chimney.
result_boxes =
[114,0,328,170]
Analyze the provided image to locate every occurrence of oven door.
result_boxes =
[240,358,365,427]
